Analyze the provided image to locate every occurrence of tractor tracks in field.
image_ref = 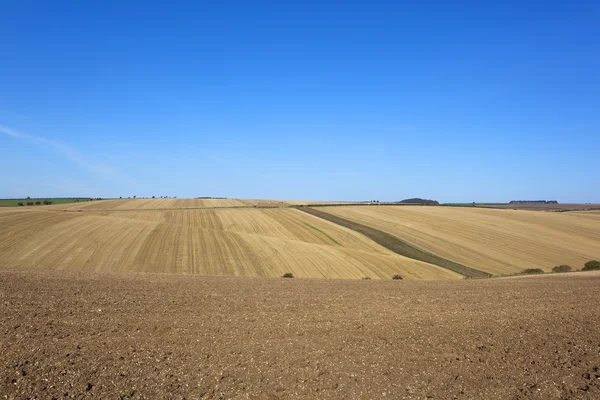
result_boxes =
[297,207,491,279]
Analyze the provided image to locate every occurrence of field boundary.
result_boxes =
[297,207,491,279]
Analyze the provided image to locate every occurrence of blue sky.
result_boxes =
[1,1,598,202]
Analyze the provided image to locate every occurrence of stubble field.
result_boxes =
[0,204,458,280]
[2,199,599,279]
[319,206,600,275]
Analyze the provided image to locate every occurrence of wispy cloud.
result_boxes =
[0,124,129,182]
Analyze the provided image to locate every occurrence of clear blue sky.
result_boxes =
[1,1,598,202]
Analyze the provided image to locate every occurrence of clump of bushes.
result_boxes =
[17,202,24,206]
[26,202,34,206]
[583,260,600,271]
[522,268,544,275]
[43,200,52,205]
[392,274,403,280]
[362,277,371,280]
[552,265,573,273]
[282,272,294,278]
[34,201,41,205]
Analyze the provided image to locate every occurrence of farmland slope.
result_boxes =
[0,207,459,280]
[319,206,600,275]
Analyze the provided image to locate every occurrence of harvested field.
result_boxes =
[45,198,252,211]
[482,203,600,211]
[299,207,489,278]
[319,206,600,275]
[0,207,458,280]
[41,198,352,211]
[1,269,599,399]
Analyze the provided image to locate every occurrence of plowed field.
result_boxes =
[1,269,599,399]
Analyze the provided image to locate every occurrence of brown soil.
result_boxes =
[2,270,600,399]
[298,207,490,278]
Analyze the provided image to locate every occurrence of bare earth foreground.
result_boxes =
[2,270,599,399]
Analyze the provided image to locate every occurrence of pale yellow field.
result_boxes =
[0,207,459,280]
[45,198,249,210]
[40,198,351,211]
[319,206,600,275]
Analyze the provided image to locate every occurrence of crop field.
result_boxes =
[40,198,350,211]
[0,197,91,207]
[0,205,459,280]
[484,203,600,211]
[2,199,599,279]
[319,206,600,275]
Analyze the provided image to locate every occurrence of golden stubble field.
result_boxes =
[0,202,458,280]
[2,199,599,279]
[320,205,600,275]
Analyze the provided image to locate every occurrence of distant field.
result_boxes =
[319,206,600,275]
[41,198,350,210]
[480,203,600,211]
[0,198,91,207]
[0,205,459,280]
[2,198,599,279]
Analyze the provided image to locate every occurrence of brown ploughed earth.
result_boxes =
[2,269,599,399]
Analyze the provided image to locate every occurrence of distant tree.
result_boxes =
[17,202,24,206]
[26,202,34,206]
[522,268,544,274]
[43,200,52,205]
[552,265,573,273]
[133,195,136,199]
[282,272,294,278]
[34,201,41,205]
[583,260,600,271]
[152,196,155,198]
[26,196,30,200]
[119,196,122,199]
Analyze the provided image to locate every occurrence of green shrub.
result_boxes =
[583,260,600,271]
[282,272,294,278]
[43,200,52,205]
[552,265,573,273]
[34,201,41,205]
[17,202,24,206]
[392,274,403,280]
[522,268,544,275]
[26,202,34,206]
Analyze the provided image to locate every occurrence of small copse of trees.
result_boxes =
[583,260,600,271]
[552,265,573,273]
[522,268,544,275]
